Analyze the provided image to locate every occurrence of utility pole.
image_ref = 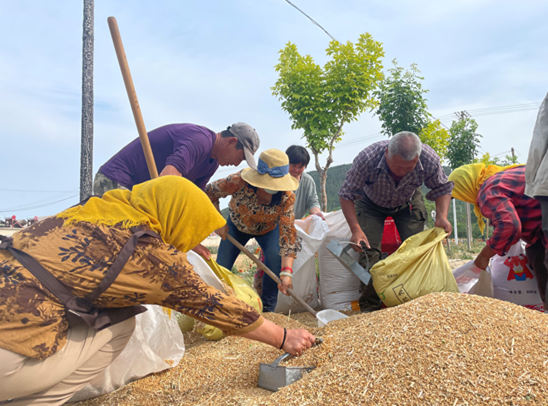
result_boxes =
[80,0,94,201]
[465,202,472,251]
[454,110,473,251]
[511,147,515,162]
[452,199,459,244]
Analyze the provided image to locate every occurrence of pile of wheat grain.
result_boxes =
[74,293,548,405]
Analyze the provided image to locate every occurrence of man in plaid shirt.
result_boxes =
[339,131,453,312]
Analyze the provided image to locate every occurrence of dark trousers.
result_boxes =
[539,196,548,254]
[216,217,282,312]
[356,189,426,311]
[528,196,548,306]
[526,239,548,305]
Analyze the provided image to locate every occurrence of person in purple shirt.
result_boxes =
[94,122,260,258]
[94,122,260,194]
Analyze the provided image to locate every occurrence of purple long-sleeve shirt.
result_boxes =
[99,124,219,190]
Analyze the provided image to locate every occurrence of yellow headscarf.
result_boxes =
[448,163,523,234]
[57,176,225,252]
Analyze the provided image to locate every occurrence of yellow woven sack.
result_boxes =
[206,258,263,313]
[371,227,459,307]
[195,259,262,341]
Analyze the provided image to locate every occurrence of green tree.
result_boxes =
[374,60,430,137]
[418,119,450,163]
[447,117,482,250]
[271,34,384,211]
[446,118,482,169]
[475,151,520,166]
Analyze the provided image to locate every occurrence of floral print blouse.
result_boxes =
[0,218,263,360]
[205,171,302,258]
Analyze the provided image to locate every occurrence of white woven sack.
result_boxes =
[490,240,543,311]
[275,215,329,314]
[318,210,362,310]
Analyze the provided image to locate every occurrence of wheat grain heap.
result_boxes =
[75,292,548,405]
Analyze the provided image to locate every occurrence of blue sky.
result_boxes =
[1,0,547,218]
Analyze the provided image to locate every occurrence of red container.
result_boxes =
[381,217,401,256]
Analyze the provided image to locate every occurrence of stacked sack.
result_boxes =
[317,210,362,311]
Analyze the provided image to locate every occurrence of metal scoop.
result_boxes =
[326,240,371,285]
[258,339,323,391]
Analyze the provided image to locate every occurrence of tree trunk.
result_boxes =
[312,150,333,213]
[319,168,328,212]
[80,0,94,201]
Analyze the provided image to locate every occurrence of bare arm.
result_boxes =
[474,244,496,270]
[340,196,370,251]
[434,194,452,234]
[159,164,182,177]
[278,256,295,295]
[238,319,315,356]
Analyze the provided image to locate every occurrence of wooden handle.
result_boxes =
[226,234,317,317]
[107,17,159,180]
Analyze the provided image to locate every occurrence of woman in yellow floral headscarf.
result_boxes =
[0,176,314,406]
[448,163,522,235]
[448,164,547,306]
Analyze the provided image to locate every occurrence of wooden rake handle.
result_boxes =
[226,234,317,317]
[107,17,158,180]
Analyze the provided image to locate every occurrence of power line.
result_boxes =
[283,0,339,43]
[436,102,541,121]
[0,188,78,193]
[0,195,78,213]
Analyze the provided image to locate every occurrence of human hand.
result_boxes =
[309,207,326,220]
[313,211,326,221]
[278,275,293,296]
[474,255,490,271]
[282,329,316,356]
[215,224,229,240]
[435,217,452,234]
[350,229,370,252]
[192,244,211,260]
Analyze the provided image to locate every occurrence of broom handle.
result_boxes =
[107,17,158,180]
[226,234,317,317]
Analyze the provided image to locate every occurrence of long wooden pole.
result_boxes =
[107,17,158,179]
[106,16,315,317]
[226,234,317,317]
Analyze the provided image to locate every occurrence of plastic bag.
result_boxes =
[317,210,362,310]
[275,215,329,314]
[490,240,544,311]
[70,305,185,402]
[189,258,262,341]
[452,260,481,293]
[371,227,459,307]
[205,258,263,312]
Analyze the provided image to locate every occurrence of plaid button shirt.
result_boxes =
[478,166,546,256]
[338,140,453,208]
